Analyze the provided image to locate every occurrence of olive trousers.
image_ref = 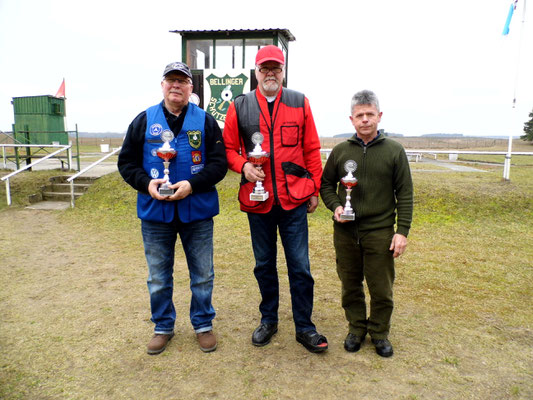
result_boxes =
[333,225,395,339]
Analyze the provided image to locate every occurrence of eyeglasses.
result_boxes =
[257,66,283,74]
[165,77,192,85]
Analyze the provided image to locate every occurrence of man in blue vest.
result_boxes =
[118,62,227,355]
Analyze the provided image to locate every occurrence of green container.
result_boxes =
[12,95,68,144]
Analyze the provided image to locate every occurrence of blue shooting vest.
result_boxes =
[137,102,219,223]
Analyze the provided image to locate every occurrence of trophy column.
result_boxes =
[247,132,270,202]
[156,130,177,196]
[340,160,358,221]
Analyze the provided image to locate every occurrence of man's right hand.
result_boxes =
[148,178,169,200]
[334,205,349,223]
[242,162,265,183]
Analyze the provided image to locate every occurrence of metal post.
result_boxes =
[24,128,31,170]
[68,141,72,170]
[75,124,80,171]
[504,0,528,181]
[14,142,20,170]
[503,135,513,181]
[70,180,75,208]
[5,178,11,206]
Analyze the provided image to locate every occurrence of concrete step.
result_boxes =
[42,191,84,202]
[41,183,90,193]
[26,201,71,210]
[49,175,98,184]
[28,175,99,205]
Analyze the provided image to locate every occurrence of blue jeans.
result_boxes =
[141,218,215,334]
[247,204,316,333]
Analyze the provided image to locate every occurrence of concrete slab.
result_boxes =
[26,201,70,210]
[417,159,486,172]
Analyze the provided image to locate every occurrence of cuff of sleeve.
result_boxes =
[141,176,152,194]
[396,226,410,237]
[188,178,197,193]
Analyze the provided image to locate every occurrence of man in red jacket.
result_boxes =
[223,45,327,353]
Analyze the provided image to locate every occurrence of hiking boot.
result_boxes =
[197,330,217,352]
[252,323,278,346]
[344,333,366,352]
[147,333,174,355]
[372,338,394,357]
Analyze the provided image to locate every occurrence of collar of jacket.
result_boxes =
[348,132,384,147]
[255,86,283,103]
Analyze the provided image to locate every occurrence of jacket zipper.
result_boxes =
[258,96,282,204]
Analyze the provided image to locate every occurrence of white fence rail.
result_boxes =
[1,144,72,206]
[66,146,121,208]
[320,149,533,180]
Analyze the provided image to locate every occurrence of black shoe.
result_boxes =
[371,338,393,357]
[344,333,365,352]
[296,330,328,353]
[252,323,278,346]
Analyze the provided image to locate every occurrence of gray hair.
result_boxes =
[351,90,380,113]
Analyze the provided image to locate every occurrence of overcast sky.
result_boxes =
[1,0,532,137]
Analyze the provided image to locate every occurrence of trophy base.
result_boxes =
[159,187,175,196]
[250,191,269,202]
[340,213,355,221]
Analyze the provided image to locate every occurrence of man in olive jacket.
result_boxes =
[320,90,413,357]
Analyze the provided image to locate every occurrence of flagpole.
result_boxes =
[504,0,527,181]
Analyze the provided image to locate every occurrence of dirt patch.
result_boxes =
[1,207,531,400]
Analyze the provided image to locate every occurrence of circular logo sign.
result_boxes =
[150,124,163,136]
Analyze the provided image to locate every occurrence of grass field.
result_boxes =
[0,142,532,399]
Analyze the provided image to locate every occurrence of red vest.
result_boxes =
[224,88,322,213]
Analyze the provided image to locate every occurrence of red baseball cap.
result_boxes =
[255,45,285,65]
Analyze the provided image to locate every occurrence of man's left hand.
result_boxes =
[166,180,192,201]
[389,233,407,258]
[307,196,318,213]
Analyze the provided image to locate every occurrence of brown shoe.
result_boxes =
[197,330,217,352]
[147,333,174,355]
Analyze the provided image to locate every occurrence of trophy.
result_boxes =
[156,130,177,196]
[340,160,358,221]
[247,132,270,201]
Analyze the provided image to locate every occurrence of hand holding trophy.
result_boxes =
[340,160,358,221]
[156,130,177,196]
[247,132,270,201]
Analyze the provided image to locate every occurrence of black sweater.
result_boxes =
[320,134,413,237]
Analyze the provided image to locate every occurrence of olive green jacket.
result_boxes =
[320,134,413,236]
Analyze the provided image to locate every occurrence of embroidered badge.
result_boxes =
[187,130,201,149]
[149,124,163,136]
[191,164,204,174]
[150,168,159,178]
[191,151,202,164]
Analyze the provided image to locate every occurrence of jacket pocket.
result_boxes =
[281,161,316,202]
[280,125,299,147]
[238,179,264,209]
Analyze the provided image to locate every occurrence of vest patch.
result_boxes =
[150,168,159,178]
[187,130,202,149]
[191,164,204,174]
[149,123,163,136]
[191,151,202,164]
